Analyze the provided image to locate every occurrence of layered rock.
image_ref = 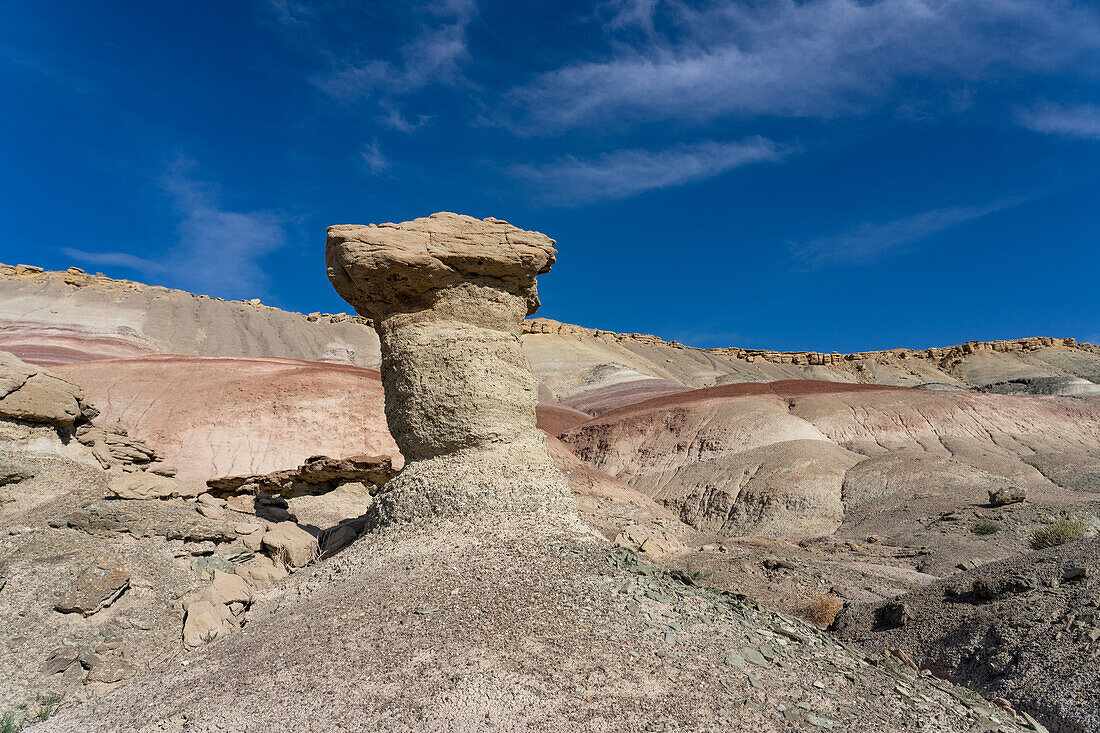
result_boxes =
[326,212,576,525]
[206,455,395,499]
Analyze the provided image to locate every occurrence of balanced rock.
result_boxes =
[326,213,577,526]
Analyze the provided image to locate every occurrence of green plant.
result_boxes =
[972,520,1001,535]
[30,693,63,723]
[200,630,219,644]
[1031,519,1087,550]
[1,711,24,733]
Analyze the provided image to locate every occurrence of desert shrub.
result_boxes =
[972,520,1001,535]
[1031,519,1086,550]
[1,711,23,733]
[801,593,844,628]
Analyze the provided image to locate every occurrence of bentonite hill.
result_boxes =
[0,212,1094,733]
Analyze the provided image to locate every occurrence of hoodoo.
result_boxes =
[326,212,578,526]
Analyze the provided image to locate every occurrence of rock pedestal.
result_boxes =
[326,212,576,526]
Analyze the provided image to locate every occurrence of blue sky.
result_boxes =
[2,0,1098,351]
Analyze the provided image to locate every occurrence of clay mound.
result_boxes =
[834,537,1100,732]
[0,321,155,367]
[0,266,382,368]
[534,402,592,436]
[596,379,908,421]
[57,356,401,490]
[562,380,1100,538]
[543,434,667,511]
[980,376,1100,396]
[559,376,692,416]
[652,439,865,537]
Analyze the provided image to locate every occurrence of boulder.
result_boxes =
[261,522,318,568]
[182,600,230,648]
[989,487,1027,507]
[236,555,288,590]
[0,350,88,427]
[212,570,252,605]
[613,526,687,558]
[55,555,130,616]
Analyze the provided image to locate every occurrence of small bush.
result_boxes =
[1031,519,1086,550]
[972,520,1001,535]
[1,711,24,733]
[801,593,845,628]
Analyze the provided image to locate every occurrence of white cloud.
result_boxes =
[60,164,285,299]
[510,137,785,206]
[1018,102,1100,139]
[502,0,1100,134]
[314,0,478,101]
[791,200,1020,265]
[61,249,166,274]
[267,0,314,28]
[360,141,389,174]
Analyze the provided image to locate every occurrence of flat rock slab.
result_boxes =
[55,555,130,616]
[61,500,236,543]
[107,471,202,500]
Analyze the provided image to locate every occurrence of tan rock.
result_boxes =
[613,526,687,559]
[212,570,252,605]
[107,471,202,500]
[0,350,87,427]
[236,555,288,589]
[181,583,222,612]
[239,528,265,551]
[326,213,576,526]
[182,600,230,648]
[55,555,130,616]
[989,487,1027,506]
[261,521,318,568]
[197,504,226,521]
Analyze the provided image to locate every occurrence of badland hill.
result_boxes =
[1,216,1097,731]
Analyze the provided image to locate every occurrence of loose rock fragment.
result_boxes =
[55,555,130,616]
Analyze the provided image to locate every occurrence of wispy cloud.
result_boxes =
[1018,102,1100,139]
[313,0,478,102]
[68,161,286,298]
[510,137,785,206]
[267,0,314,28]
[159,160,286,298]
[360,141,389,174]
[501,0,1100,134]
[791,199,1022,265]
[61,249,166,274]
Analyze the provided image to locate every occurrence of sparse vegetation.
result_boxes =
[1,711,23,733]
[1031,519,1087,549]
[972,520,1001,535]
[801,593,845,628]
[29,693,64,723]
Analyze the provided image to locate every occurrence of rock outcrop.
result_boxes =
[206,455,395,499]
[0,350,94,428]
[326,212,577,525]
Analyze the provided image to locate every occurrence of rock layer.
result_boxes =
[326,213,574,525]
